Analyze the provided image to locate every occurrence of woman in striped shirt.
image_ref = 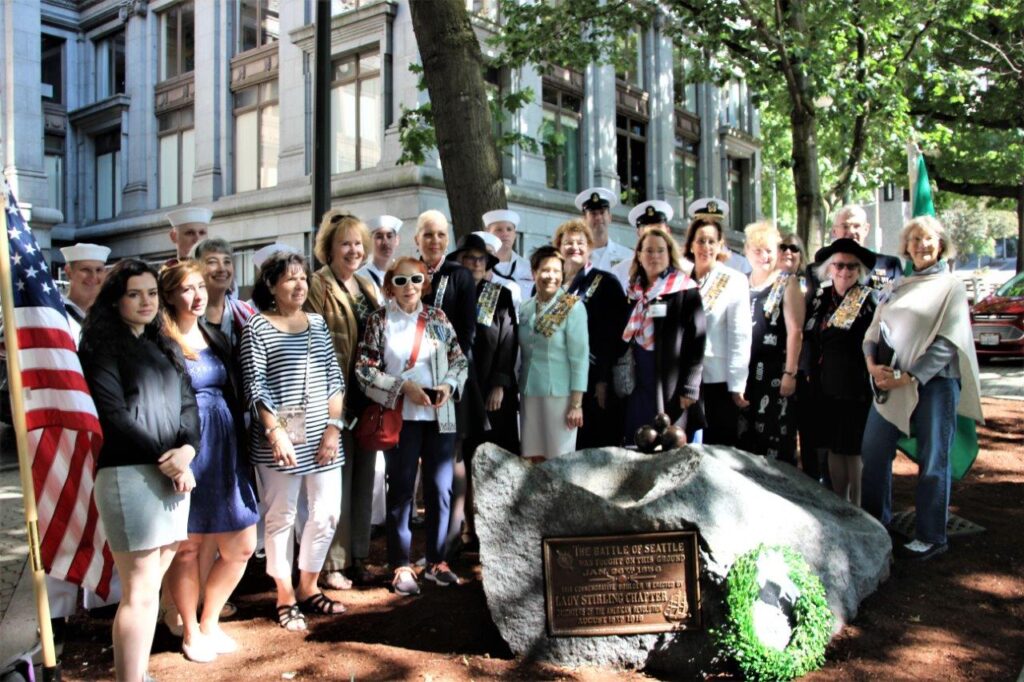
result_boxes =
[240,251,346,632]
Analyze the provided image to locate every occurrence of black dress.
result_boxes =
[804,283,877,455]
[739,273,797,461]
[423,259,483,437]
[465,280,520,455]
[566,267,629,449]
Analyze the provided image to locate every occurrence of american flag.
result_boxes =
[2,180,113,599]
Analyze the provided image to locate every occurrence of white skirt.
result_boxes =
[520,395,578,460]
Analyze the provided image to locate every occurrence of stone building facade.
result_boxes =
[1,0,761,287]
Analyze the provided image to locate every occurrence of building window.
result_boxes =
[158,108,195,207]
[672,57,698,113]
[45,135,65,216]
[237,0,279,53]
[234,81,279,192]
[41,35,64,104]
[95,130,121,220]
[720,80,743,128]
[160,2,195,81]
[330,51,382,174]
[616,113,647,205]
[674,137,698,213]
[616,30,644,87]
[728,157,747,234]
[539,85,581,194]
[95,31,126,100]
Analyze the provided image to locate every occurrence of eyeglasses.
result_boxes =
[392,274,425,286]
[778,244,801,254]
[461,254,488,264]
[831,262,860,271]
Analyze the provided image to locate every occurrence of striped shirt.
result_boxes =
[240,313,344,475]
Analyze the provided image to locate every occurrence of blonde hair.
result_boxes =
[416,209,449,235]
[314,210,370,265]
[629,227,683,286]
[898,215,955,261]
[552,219,595,249]
[158,260,205,361]
[744,221,782,251]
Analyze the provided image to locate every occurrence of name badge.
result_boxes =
[649,303,667,318]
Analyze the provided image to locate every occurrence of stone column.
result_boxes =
[1,1,51,232]
[584,62,618,192]
[697,83,722,199]
[646,13,677,204]
[276,0,308,183]
[122,5,157,213]
[191,0,229,202]
[510,64,547,188]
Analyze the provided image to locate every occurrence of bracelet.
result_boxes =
[782,370,796,378]
[265,424,283,438]
[570,402,583,410]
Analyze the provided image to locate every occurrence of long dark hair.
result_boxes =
[80,259,183,370]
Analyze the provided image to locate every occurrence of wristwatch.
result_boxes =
[326,418,346,432]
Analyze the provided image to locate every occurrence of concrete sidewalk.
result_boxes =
[0,463,40,667]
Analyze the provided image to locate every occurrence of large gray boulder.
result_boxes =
[472,444,891,675]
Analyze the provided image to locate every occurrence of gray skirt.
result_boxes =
[95,464,190,553]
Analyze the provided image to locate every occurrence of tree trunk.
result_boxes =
[409,0,506,240]
[1017,183,1023,274]
[789,103,826,252]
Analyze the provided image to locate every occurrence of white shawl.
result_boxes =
[863,269,983,434]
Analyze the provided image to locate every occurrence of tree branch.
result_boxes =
[909,107,1024,130]
[933,172,1019,199]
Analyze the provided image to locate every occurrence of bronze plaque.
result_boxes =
[543,531,701,637]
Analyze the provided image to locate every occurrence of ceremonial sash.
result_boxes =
[476,281,502,326]
[762,272,790,319]
[534,292,580,338]
[826,285,870,330]
[433,274,450,309]
[699,271,730,313]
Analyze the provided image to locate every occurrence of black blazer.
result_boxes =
[650,287,707,424]
[198,318,250,457]
[567,268,629,387]
[423,260,477,356]
[472,282,518,394]
[80,333,200,469]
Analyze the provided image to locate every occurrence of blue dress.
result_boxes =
[186,348,259,533]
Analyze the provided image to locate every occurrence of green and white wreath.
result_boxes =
[714,544,834,681]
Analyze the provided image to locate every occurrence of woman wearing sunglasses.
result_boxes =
[803,239,878,504]
[739,222,805,463]
[778,234,808,292]
[355,257,469,596]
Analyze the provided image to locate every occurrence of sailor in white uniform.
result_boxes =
[357,214,403,300]
[474,230,523,307]
[576,187,632,273]
[611,199,676,289]
[483,209,533,293]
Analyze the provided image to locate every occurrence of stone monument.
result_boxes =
[472,445,891,676]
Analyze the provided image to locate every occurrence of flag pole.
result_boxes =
[0,191,61,679]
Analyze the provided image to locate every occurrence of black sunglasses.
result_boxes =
[831,262,860,271]
[778,244,801,253]
[392,274,426,286]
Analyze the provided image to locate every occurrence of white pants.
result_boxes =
[257,465,341,580]
[520,395,578,460]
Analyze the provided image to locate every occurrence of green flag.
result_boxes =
[912,154,935,218]
[897,416,979,481]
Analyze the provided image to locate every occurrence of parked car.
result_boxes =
[970,271,1024,359]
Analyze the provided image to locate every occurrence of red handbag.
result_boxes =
[354,311,427,451]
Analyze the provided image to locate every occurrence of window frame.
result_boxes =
[41,34,65,105]
[157,108,195,207]
[615,112,648,205]
[236,0,279,55]
[329,49,383,174]
[95,30,127,100]
[233,81,280,193]
[94,129,121,220]
[540,83,583,194]
[159,1,195,82]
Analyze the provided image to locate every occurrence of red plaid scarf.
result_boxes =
[622,269,694,350]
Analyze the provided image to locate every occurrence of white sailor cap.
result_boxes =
[628,200,674,228]
[253,242,299,269]
[473,231,503,254]
[687,197,729,222]
[574,187,619,212]
[166,207,213,228]
[365,215,403,234]
[482,209,520,228]
[59,243,111,264]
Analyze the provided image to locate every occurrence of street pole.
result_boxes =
[311,0,333,269]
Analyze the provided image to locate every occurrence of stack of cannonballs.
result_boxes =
[633,413,686,454]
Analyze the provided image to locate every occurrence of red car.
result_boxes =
[971,271,1024,358]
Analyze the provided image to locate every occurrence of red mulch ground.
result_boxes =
[59,397,1023,681]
